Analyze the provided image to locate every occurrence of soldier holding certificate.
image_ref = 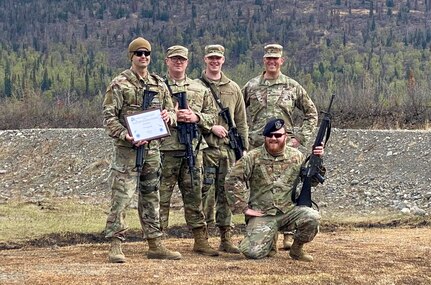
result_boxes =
[102,37,181,263]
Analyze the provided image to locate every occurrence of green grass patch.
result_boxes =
[1,200,427,243]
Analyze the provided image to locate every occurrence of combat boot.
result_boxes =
[192,227,219,256]
[268,232,278,257]
[147,237,182,260]
[283,233,293,250]
[108,237,126,263]
[289,239,313,262]
[218,226,240,254]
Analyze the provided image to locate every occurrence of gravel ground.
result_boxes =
[0,128,430,216]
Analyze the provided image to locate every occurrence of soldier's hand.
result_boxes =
[244,208,264,217]
[176,107,199,123]
[160,109,171,125]
[126,133,148,146]
[134,140,149,147]
[289,137,300,148]
[313,144,324,156]
[211,125,228,138]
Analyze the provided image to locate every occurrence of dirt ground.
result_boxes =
[1,227,430,285]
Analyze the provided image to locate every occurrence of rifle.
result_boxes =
[199,77,245,161]
[135,89,158,187]
[219,107,245,160]
[296,94,335,207]
[174,92,199,186]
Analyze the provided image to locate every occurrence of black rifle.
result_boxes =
[174,92,199,186]
[135,90,158,185]
[219,107,245,160]
[199,77,245,161]
[296,94,335,207]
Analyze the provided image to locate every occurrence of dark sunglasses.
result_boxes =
[133,50,151,57]
[266,133,285,138]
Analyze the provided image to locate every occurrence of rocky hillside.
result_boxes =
[0,128,430,217]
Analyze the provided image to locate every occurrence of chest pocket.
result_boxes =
[220,91,237,109]
[247,88,266,116]
[277,85,296,111]
[186,87,204,110]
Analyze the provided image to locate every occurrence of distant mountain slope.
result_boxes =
[0,0,430,128]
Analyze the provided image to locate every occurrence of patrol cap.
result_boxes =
[263,44,283,58]
[263,118,285,137]
[128,37,151,60]
[205,44,225,57]
[166,45,188,59]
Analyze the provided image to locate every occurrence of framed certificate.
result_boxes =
[125,108,171,142]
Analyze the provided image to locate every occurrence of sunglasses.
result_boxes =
[133,50,151,57]
[266,133,285,138]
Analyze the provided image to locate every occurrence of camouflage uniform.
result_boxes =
[103,68,175,241]
[198,71,249,227]
[242,73,318,149]
[225,145,321,259]
[159,75,216,230]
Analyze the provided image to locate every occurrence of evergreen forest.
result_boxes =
[1,0,430,129]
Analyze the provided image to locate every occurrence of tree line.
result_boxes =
[0,0,430,129]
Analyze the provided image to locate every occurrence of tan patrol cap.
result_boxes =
[264,44,283,58]
[128,37,151,60]
[166,45,188,59]
[205,44,225,57]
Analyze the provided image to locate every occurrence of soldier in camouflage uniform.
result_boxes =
[159,45,219,256]
[225,118,324,261]
[103,37,181,263]
[197,45,249,253]
[242,44,318,249]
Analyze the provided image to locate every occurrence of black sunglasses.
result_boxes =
[133,50,151,57]
[266,133,285,138]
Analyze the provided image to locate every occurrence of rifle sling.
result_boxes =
[199,77,225,112]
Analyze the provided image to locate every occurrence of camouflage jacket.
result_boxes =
[102,68,175,149]
[226,145,304,216]
[160,75,217,151]
[242,72,318,148]
[197,71,249,150]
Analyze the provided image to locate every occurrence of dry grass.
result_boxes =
[0,200,430,284]
[1,228,430,284]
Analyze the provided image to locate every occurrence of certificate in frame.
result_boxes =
[125,108,171,142]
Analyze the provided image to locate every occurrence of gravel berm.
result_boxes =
[1,128,430,217]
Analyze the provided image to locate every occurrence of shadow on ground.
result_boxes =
[1,218,429,250]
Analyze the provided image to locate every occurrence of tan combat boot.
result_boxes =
[147,237,182,260]
[283,233,293,250]
[108,237,126,263]
[192,227,219,256]
[268,232,278,257]
[218,226,240,254]
[289,239,313,262]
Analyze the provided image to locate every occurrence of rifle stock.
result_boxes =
[296,94,335,207]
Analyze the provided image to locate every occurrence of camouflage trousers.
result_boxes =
[239,206,320,259]
[201,146,235,227]
[159,151,206,230]
[104,145,163,241]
